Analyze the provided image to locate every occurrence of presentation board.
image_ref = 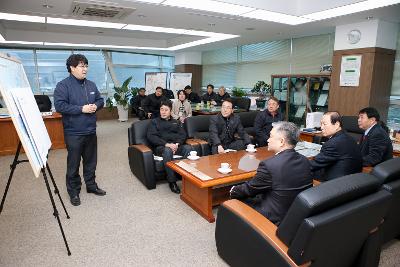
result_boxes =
[169,73,192,96]
[145,72,167,95]
[0,53,51,177]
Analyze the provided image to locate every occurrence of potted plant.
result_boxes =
[106,76,133,122]
[231,87,247,97]
[251,81,271,109]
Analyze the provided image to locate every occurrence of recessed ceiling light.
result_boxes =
[303,0,400,21]
[242,10,312,25]
[44,42,95,47]
[162,0,255,16]
[47,17,126,29]
[0,12,45,23]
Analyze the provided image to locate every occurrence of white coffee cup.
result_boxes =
[189,151,197,157]
[247,144,255,150]
[221,162,231,170]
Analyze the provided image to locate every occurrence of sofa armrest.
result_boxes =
[189,138,211,156]
[216,199,310,267]
[128,144,156,189]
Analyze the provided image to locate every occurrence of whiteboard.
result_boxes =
[145,72,167,95]
[0,53,51,177]
[169,73,192,96]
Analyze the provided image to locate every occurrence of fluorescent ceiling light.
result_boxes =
[0,40,44,45]
[95,44,168,50]
[162,0,255,16]
[123,24,187,34]
[0,34,5,42]
[303,0,400,20]
[168,35,237,50]
[135,0,164,3]
[47,17,126,29]
[0,12,45,23]
[242,10,313,25]
[44,42,95,47]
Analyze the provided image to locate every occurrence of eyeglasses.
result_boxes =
[77,64,89,68]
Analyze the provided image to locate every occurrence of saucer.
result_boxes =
[187,155,200,160]
[218,168,232,174]
[246,148,257,153]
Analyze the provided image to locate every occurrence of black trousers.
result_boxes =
[211,140,245,154]
[155,144,191,183]
[65,134,98,197]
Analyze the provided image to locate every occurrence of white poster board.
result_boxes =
[0,53,51,177]
[169,73,192,96]
[340,55,362,86]
[145,72,167,95]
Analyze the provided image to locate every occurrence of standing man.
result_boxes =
[310,111,362,181]
[209,99,251,154]
[54,54,106,206]
[358,107,393,166]
[230,122,312,225]
[147,101,192,194]
[254,96,283,147]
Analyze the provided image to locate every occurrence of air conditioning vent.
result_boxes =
[71,1,136,19]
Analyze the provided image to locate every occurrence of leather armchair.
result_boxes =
[231,97,251,111]
[342,116,363,142]
[237,111,259,142]
[371,157,400,243]
[184,115,212,156]
[128,120,199,190]
[215,173,392,267]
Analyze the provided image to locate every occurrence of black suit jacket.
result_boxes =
[310,130,362,181]
[359,124,393,167]
[230,149,312,225]
[208,113,251,147]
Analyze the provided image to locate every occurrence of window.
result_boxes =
[77,50,106,92]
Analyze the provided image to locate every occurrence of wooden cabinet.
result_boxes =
[271,74,331,127]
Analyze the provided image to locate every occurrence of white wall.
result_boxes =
[175,52,202,65]
[334,19,398,50]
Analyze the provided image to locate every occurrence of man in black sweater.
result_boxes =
[230,121,312,225]
[202,84,217,104]
[146,101,191,194]
[310,111,362,181]
[142,86,167,119]
[358,107,393,166]
[184,85,201,103]
[209,99,251,154]
[254,96,283,147]
[130,87,146,120]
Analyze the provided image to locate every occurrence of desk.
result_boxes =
[167,147,275,222]
[0,113,65,156]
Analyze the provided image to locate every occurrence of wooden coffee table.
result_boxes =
[167,147,274,222]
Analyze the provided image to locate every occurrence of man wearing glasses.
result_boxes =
[54,54,106,206]
[209,99,251,154]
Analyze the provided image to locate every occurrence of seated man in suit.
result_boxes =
[230,121,312,225]
[209,99,251,154]
[358,107,393,166]
[146,101,191,194]
[142,86,167,119]
[202,84,217,105]
[215,86,231,105]
[310,111,362,181]
[130,87,146,120]
[184,85,201,103]
[254,96,283,147]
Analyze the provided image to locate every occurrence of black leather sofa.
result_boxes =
[215,173,392,267]
[371,157,400,244]
[128,119,200,189]
[231,97,251,111]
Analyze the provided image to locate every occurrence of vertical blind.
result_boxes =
[202,33,334,89]
[391,27,400,96]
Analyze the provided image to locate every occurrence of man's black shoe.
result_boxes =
[70,195,81,206]
[87,187,106,196]
[169,182,181,194]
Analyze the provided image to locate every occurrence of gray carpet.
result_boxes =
[0,119,399,267]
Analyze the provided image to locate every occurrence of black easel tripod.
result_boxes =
[0,142,71,256]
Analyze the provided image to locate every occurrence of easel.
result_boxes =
[0,142,71,256]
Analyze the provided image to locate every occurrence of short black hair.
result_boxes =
[184,85,192,90]
[160,100,172,110]
[66,54,88,73]
[222,98,233,107]
[324,111,342,127]
[139,87,145,91]
[359,107,380,121]
[155,86,163,91]
[177,90,186,98]
[207,84,214,90]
